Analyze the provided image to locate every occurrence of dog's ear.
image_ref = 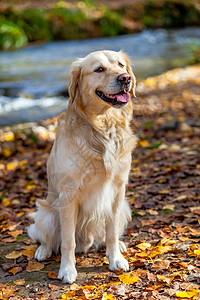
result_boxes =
[121,52,136,97]
[68,58,83,104]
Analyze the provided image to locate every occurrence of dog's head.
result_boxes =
[68,50,136,114]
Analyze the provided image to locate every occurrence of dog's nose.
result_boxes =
[117,73,131,84]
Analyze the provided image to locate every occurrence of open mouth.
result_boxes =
[96,90,130,107]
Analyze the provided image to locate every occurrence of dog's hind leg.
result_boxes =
[28,199,60,261]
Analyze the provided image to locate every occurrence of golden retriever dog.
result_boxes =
[28,50,137,283]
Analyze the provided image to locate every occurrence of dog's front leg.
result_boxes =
[58,197,78,284]
[106,187,129,272]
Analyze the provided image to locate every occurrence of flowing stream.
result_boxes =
[0,27,200,126]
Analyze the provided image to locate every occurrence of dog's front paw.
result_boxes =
[109,254,129,272]
[35,245,52,261]
[58,265,77,284]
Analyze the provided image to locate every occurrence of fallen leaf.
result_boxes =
[5,251,22,259]
[109,284,125,296]
[0,287,17,299]
[13,278,25,285]
[26,260,44,272]
[49,284,60,290]
[9,230,23,238]
[152,259,170,271]
[149,245,172,258]
[157,274,174,285]
[139,140,150,148]
[162,204,175,211]
[135,242,151,251]
[2,237,17,243]
[8,266,22,275]
[48,271,59,279]
[176,289,199,299]
[102,293,116,300]
[62,290,76,299]
[119,272,140,285]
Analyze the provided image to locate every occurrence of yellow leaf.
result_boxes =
[26,184,36,190]
[135,242,151,251]
[159,190,170,194]
[62,291,75,299]
[119,272,140,285]
[194,249,200,256]
[4,131,15,142]
[139,140,150,148]
[102,293,116,300]
[2,198,11,206]
[149,245,171,258]
[17,212,24,217]
[3,148,13,158]
[19,160,28,166]
[7,161,19,170]
[176,289,199,299]
[103,257,109,265]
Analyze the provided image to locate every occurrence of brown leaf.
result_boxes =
[1,237,17,243]
[26,260,45,272]
[8,266,22,275]
[13,278,25,286]
[9,230,23,238]
[5,251,22,259]
[22,249,36,259]
[152,259,170,271]
[48,284,60,290]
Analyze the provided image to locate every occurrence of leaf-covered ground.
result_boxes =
[0,65,200,299]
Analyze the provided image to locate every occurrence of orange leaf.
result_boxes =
[0,287,17,299]
[5,251,22,259]
[26,260,44,272]
[9,266,22,275]
[119,272,140,285]
[48,271,59,279]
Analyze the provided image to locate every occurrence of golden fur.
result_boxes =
[28,50,137,283]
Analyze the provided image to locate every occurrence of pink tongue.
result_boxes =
[115,92,130,102]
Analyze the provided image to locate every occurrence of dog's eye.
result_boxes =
[118,62,124,68]
[95,67,104,73]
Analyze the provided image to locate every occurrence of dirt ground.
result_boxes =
[0,64,200,299]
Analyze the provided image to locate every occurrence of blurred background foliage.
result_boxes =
[0,0,200,59]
